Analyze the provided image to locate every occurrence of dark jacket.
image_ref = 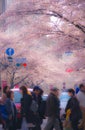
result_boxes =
[5,98,17,130]
[31,92,42,111]
[31,92,44,125]
[21,93,32,122]
[0,104,8,121]
[65,96,82,121]
[45,93,60,118]
[5,98,17,119]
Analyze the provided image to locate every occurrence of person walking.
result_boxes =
[31,86,42,130]
[77,84,85,130]
[19,86,32,130]
[5,90,17,130]
[65,88,82,130]
[44,87,61,130]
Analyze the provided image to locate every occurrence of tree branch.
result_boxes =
[7,8,85,33]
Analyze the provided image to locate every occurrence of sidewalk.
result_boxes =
[17,119,47,130]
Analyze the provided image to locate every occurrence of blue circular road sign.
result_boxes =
[6,48,14,56]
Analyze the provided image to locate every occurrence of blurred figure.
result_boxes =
[0,86,10,105]
[2,86,10,102]
[75,87,80,94]
[62,82,67,92]
[77,84,85,130]
[38,88,45,118]
[31,86,42,130]
[3,86,10,95]
[5,90,17,130]
[19,86,32,130]
[38,88,45,123]
[62,86,67,92]
[74,84,80,94]
[65,89,82,130]
[0,98,8,129]
[44,87,61,130]
[0,86,10,129]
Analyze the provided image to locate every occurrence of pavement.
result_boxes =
[41,119,47,130]
[17,119,47,130]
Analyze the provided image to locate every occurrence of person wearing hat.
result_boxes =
[44,87,61,130]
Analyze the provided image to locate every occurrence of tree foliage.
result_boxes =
[0,0,85,88]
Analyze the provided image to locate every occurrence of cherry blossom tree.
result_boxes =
[0,0,85,90]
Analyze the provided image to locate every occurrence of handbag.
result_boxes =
[63,109,72,130]
[63,119,73,130]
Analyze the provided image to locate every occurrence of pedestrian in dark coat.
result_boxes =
[5,90,17,130]
[31,86,43,130]
[19,86,32,126]
[44,87,61,130]
[65,88,82,130]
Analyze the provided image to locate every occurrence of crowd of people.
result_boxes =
[0,83,85,130]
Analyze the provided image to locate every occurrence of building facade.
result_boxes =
[0,0,5,14]
[0,0,13,15]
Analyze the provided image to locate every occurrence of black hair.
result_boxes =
[33,86,40,91]
[7,90,13,98]
[68,88,75,96]
[39,88,43,96]
[79,84,84,89]
[3,86,9,94]
[20,86,28,95]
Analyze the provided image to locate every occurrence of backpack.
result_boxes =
[30,100,38,113]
